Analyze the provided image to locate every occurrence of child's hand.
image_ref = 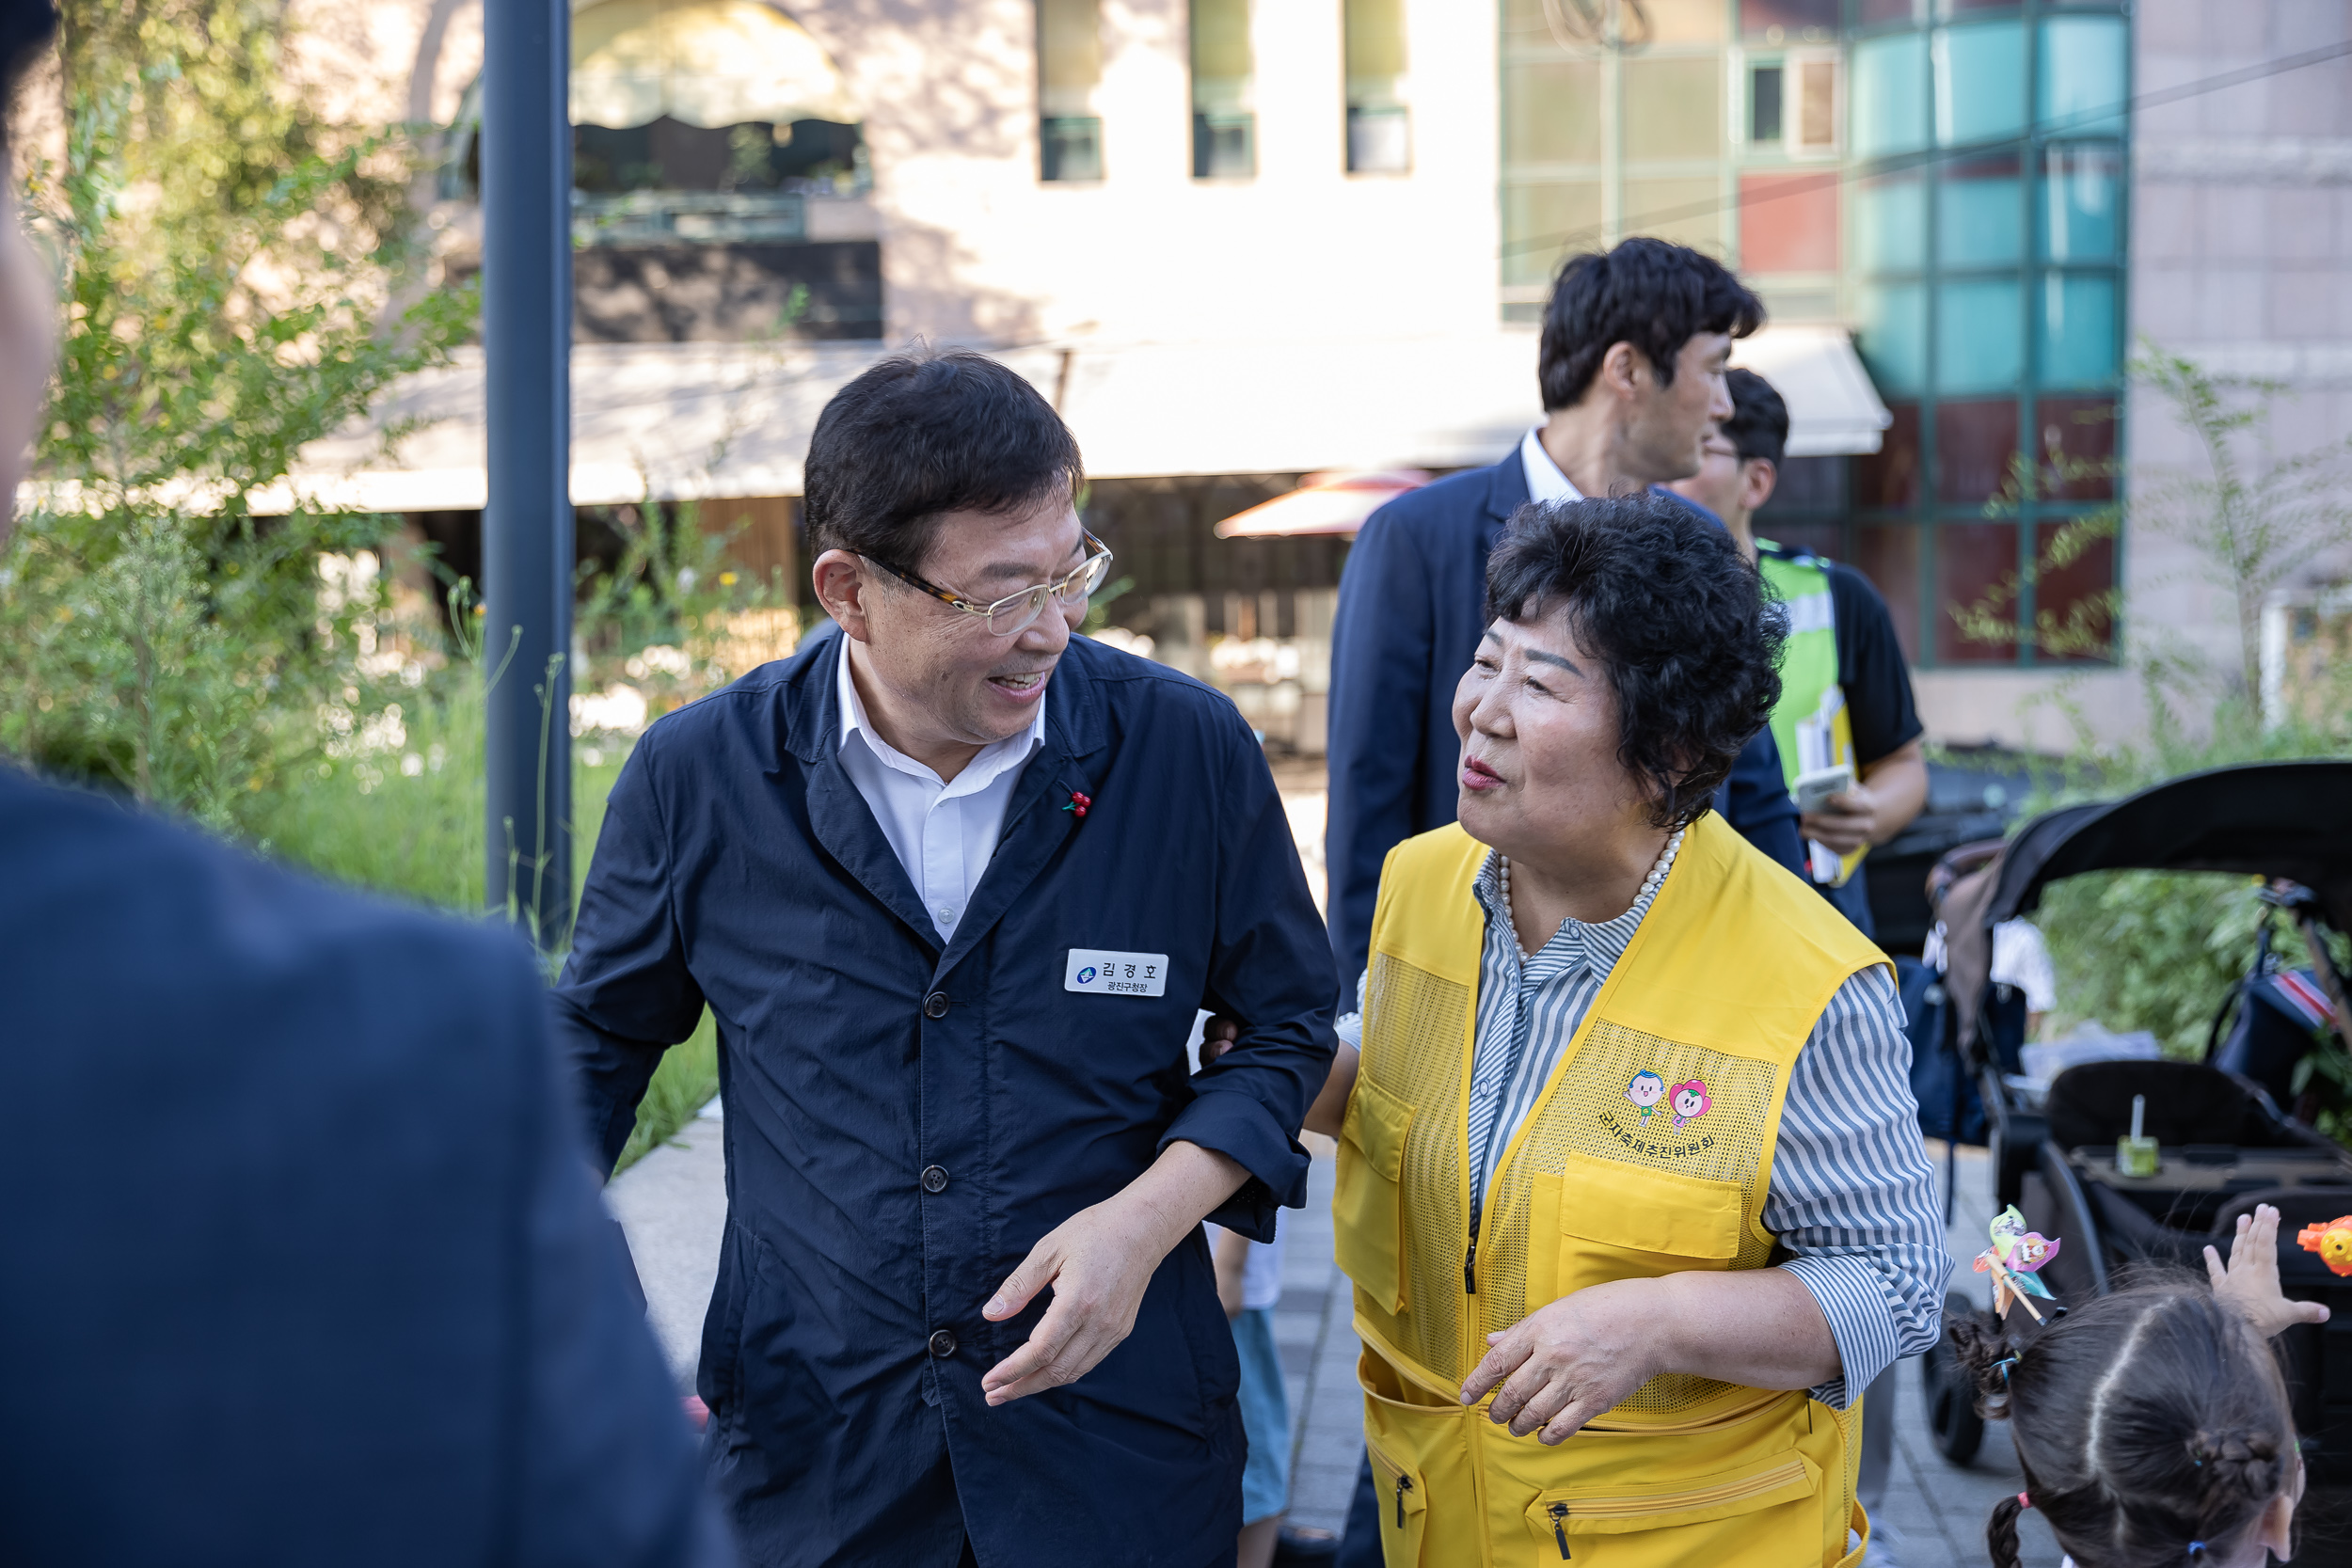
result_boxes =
[2205,1204,2332,1338]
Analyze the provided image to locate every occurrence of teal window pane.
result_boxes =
[1937,277,2023,392]
[2040,143,2122,261]
[1856,282,1928,393]
[2039,272,2119,387]
[1933,22,2026,148]
[2039,16,2126,136]
[1937,155,2023,266]
[1852,174,1925,273]
[1851,33,1928,158]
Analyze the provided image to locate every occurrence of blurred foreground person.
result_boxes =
[0,7,730,1562]
[554,351,1336,1567]
[1308,497,1945,1566]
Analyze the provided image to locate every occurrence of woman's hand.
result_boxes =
[2206,1203,2332,1338]
[1459,1278,1661,1444]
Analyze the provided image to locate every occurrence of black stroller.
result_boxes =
[1911,762,2352,1510]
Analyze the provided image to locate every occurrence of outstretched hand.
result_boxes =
[2206,1203,2331,1338]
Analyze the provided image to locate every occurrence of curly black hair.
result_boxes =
[1483,493,1784,830]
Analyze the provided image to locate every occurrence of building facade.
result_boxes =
[286,0,2351,752]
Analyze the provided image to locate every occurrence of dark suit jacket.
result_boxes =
[1324,453,1804,985]
[0,767,727,1566]
[553,631,1337,1568]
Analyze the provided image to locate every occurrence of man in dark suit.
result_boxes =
[0,8,731,1561]
[1325,238,1804,992]
[554,351,1336,1568]
[1320,239,1803,1566]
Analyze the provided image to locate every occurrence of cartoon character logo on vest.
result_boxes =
[1625,1069,1666,1125]
[1668,1079,1712,1132]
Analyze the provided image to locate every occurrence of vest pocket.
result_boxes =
[1335,1074,1414,1314]
[1525,1153,1744,1313]
[1518,1452,1820,1553]
[1364,1433,1428,1565]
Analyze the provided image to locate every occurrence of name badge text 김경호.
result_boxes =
[1065,950,1169,997]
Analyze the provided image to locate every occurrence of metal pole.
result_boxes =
[482,0,574,953]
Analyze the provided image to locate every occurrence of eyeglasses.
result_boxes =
[866,529,1115,637]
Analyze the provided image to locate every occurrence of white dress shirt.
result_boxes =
[835,638,1045,940]
[1518,427,1585,505]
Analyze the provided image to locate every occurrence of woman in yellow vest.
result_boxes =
[1301,494,1947,1567]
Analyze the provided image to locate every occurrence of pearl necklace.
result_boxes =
[1499,829,1683,956]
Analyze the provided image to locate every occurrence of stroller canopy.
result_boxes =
[1944,760,2352,1062]
[1988,760,2352,929]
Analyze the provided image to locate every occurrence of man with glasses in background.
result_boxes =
[555,350,1337,1568]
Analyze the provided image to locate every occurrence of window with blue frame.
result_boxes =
[1843,1,2127,669]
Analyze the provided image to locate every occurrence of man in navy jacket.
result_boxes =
[0,8,727,1559]
[1325,238,1804,990]
[554,352,1337,1568]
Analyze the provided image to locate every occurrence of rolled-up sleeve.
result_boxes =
[1162,711,1340,1242]
[1765,963,1949,1409]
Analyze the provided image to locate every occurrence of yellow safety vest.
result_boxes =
[1334,813,1888,1568]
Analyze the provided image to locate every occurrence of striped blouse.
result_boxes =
[1338,842,1950,1409]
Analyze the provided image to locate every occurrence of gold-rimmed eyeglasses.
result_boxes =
[866,529,1115,636]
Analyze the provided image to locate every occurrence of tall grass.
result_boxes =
[249,674,718,1173]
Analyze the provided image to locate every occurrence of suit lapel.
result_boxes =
[795,633,944,955]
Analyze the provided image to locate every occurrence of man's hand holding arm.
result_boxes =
[979,1141,1249,1405]
[979,712,1337,1405]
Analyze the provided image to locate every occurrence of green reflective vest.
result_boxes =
[1757,543,1862,888]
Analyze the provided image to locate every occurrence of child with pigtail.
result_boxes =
[1948,1204,2329,1566]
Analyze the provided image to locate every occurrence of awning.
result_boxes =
[262,325,1890,514]
[1728,324,1893,456]
[1214,471,1430,538]
[570,0,855,131]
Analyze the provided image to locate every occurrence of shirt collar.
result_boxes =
[1518,428,1584,507]
[834,632,1046,788]
[1471,831,1686,969]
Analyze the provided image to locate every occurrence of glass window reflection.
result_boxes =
[1857,282,1930,393]
[1851,32,1929,158]
[1937,277,2023,392]
[1938,154,2023,267]
[2040,144,2121,261]
[2039,272,2119,387]
[1852,174,1925,274]
[2039,15,2127,136]
[1932,22,2026,148]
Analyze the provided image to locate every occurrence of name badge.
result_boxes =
[1065,949,1168,997]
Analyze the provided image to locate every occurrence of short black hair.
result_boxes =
[1538,238,1766,411]
[1484,493,1785,830]
[803,348,1084,571]
[0,0,56,155]
[1721,367,1788,467]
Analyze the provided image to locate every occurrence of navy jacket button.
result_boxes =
[920,1164,949,1194]
[929,1328,958,1358]
[923,991,949,1019]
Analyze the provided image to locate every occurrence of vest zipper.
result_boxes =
[1549,1501,1571,1559]
[1393,1472,1414,1528]
[1463,1231,1478,1294]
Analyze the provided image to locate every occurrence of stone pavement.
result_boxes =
[610,1121,2078,1564]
